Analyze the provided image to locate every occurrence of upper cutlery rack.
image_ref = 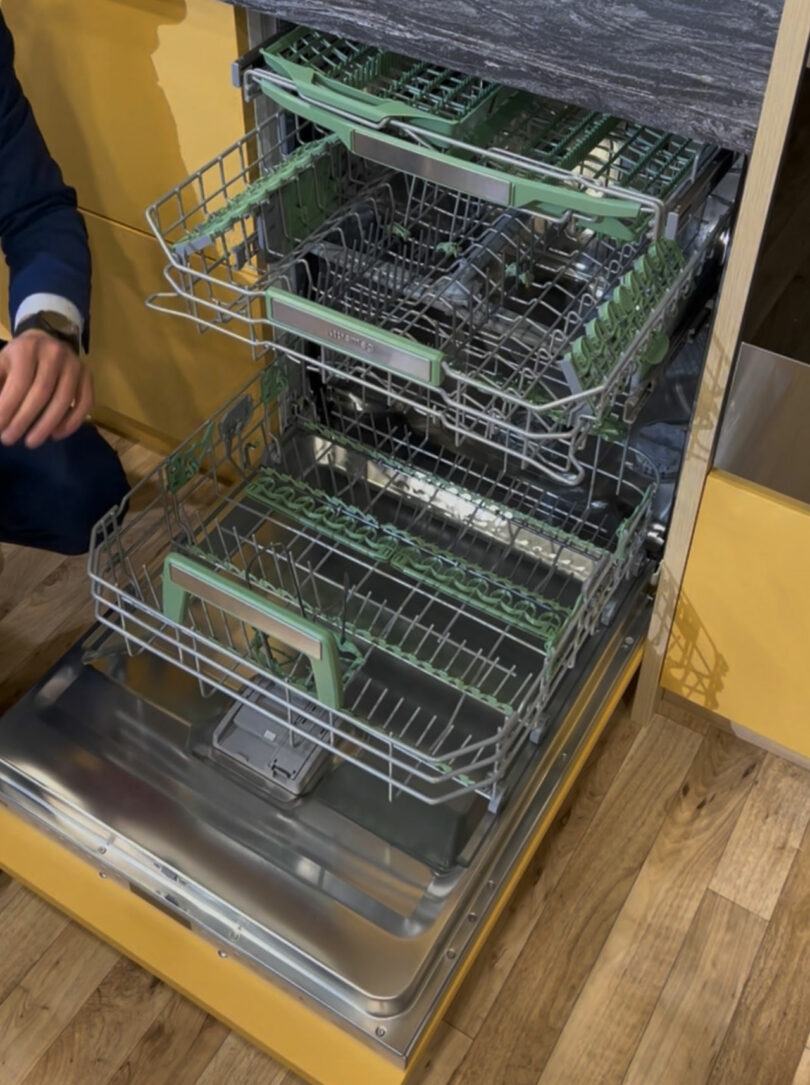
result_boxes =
[241,26,724,241]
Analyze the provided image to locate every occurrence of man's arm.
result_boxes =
[0,13,93,448]
[0,13,90,335]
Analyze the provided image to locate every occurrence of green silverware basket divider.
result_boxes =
[260,27,507,139]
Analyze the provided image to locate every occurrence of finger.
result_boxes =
[0,346,36,436]
[50,368,94,442]
[2,349,71,446]
[24,356,85,448]
[50,368,92,442]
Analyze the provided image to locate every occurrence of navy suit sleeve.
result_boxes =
[0,13,90,345]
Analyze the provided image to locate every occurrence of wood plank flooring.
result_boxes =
[2,443,810,1084]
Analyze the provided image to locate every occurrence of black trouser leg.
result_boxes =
[0,421,129,555]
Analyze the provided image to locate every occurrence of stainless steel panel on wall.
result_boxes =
[715,342,810,504]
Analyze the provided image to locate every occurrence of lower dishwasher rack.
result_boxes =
[89,362,654,814]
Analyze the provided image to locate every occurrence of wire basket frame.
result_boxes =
[146,116,726,484]
[89,366,654,811]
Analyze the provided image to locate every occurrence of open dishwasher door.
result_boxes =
[0,572,647,1081]
[0,25,738,1085]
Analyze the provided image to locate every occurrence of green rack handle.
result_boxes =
[162,552,344,710]
[257,81,643,237]
[265,288,444,387]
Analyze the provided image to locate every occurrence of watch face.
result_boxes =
[16,311,82,353]
[41,311,79,338]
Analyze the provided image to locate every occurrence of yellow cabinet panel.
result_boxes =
[2,0,244,231]
[663,470,810,759]
[83,211,256,445]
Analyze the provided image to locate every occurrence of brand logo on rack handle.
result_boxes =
[327,327,378,354]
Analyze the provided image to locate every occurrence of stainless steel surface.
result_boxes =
[715,342,810,505]
[663,150,736,240]
[0,578,649,1063]
[352,129,513,205]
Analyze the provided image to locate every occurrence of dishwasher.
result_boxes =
[0,26,738,1084]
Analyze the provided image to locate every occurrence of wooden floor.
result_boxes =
[2,443,810,1085]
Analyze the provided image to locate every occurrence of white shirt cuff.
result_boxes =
[13,293,85,336]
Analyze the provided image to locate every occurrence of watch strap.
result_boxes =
[15,312,82,355]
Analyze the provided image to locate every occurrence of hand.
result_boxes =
[0,330,93,449]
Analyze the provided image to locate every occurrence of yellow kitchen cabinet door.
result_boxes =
[1,0,245,232]
[85,210,256,446]
[662,469,810,761]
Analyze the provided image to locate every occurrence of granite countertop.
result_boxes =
[223,0,784,152]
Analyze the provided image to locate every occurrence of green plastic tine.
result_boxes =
[565,237,685,390]
[245,467,572,647]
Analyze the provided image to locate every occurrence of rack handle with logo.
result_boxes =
[265,288,444,387]
[162,552,344,710]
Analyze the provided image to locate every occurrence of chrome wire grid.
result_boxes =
[89,366,653,810]
[263,177,649,456]
[146,116,723,484]
[272,182,641,399]
[146,114,385,360]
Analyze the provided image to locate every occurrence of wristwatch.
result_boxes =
[15,310,82,355]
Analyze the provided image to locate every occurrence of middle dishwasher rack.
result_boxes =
[146,110,726,484]
[89,363,654,811]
